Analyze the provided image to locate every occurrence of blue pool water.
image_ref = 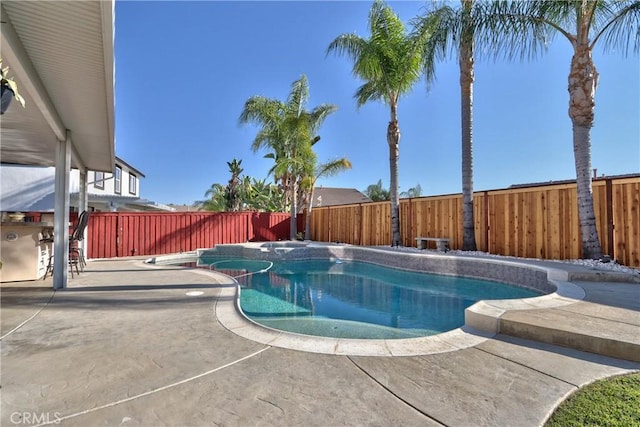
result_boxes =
[198,257,542,339]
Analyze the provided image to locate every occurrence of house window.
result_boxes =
[94,171,104,189]
[129,173,137,195]
[114,166,122,194]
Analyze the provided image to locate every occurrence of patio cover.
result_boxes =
[1,1,115,288]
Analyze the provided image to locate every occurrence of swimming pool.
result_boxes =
[197,256,542,339]
[149,243,585,355]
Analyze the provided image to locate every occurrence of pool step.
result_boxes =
[498,306,640,363]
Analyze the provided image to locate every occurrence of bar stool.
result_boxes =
[42,211,89,279]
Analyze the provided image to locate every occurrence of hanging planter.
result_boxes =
[1,85,15,114]
[1,58,25,115]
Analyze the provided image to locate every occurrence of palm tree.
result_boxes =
[226,158,244,211]
[302,157,353,240]
[196,183,227,212]
[482,0,640,259]
[327,0,425,247]
[458,0,478,251]
[364,179,391,202]
[197,159,244,212]
[239,75,337,239]
[412,1,480,251]
[244,178,285,212]
[199,174,285,213]
[400,184,422,198]
[239,96,289,211]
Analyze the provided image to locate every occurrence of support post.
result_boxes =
[606,178,614,259]
[484,191,490,253]
[78,168,88,260]
[359,204,364,246]
[53,131,71,289]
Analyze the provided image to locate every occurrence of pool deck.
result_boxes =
[2,254,639,426]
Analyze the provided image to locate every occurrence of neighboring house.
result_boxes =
[83,157,174,212]
[0,157,174,212]
[167,204,200,212]
[311,187,372,208]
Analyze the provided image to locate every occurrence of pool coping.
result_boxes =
[145,244,587,357]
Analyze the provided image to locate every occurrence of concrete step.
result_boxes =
[499,306,640,362]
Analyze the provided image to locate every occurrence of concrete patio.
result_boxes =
[2,256,639,426]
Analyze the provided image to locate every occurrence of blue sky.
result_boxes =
[114,1,639,206]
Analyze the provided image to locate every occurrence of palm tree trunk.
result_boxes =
[568,43,602,259]
[304,187,315,240]
[460,0,477,251]
[279,174,289,213]
[388,103,401,246]
[290,177,298,240]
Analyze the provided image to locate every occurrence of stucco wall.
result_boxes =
[0,164,79,211]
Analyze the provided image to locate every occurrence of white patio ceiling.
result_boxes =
[1,0,115,172]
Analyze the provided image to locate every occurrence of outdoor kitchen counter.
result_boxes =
[0,222,53,282]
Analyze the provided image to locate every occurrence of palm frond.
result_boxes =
[474,0,557,62]
[238,96,284,125]
[592,1,640,55]
[252,128,283,153]
[316,158,352,179]
[286,74,309,118]
[354,81,383,107]
[411,3,456,88]
[326,33,367,62]
[476,0,639,60]
[307,104,339,132]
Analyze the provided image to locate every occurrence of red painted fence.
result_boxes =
[86,212,300,259]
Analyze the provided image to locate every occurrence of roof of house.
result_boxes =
[167,204,200,212]
[79,194,175,212]
[115,156,145,178]
[312,187,372,208]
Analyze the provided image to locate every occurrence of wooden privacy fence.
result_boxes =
[310,176,640,267]
[86,212,297,259]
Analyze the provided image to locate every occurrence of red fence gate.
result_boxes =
[86,212,300,259]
